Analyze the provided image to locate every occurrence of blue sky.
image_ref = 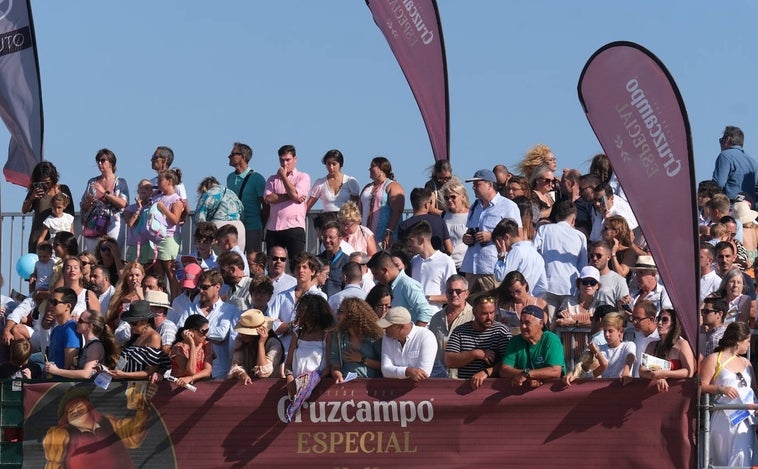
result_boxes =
[2,1,758,233]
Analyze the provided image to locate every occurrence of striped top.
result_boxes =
[120,345,171,374]
[446,322,512,379]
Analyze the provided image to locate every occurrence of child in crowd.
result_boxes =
[0,339,42,379]
[36,192,74,247]
[29,242,55,294]
[123,179,155,264]
[566,312,636,384]
[706,223,728,246]
[215,224,249,276]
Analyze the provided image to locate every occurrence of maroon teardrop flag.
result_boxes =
[578,42,698,347]
[366,0,449,162]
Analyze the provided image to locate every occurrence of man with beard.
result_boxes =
[445,295,511,389]
[90,266,115,317]
[217,251,253,311]
[587,240,629,308]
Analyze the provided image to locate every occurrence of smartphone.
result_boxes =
[621,303,632,312]
[32,182,44,190]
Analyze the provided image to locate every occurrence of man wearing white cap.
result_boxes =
[460,169,521,294]
[377,306,437,381]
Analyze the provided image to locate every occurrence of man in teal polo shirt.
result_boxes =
[499,305,565,388]
[226,142,266,252]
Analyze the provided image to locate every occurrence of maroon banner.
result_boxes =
[23,379,695,468]
[366,0,449,162]
[0,0,43,187]
[578,42,698,346]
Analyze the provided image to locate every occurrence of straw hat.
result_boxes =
[234,309,273,336]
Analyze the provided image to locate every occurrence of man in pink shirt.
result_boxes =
[263,145,311,258]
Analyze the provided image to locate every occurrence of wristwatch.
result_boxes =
[522,368,531,378]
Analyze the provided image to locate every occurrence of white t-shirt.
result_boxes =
[598,341,636,378]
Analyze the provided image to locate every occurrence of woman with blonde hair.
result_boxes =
[441,179,469,269]
[331,298,383,381]
[106,262,146,331]
[530,164,556,220]
[517,143,557,181]
[337,201,377,256]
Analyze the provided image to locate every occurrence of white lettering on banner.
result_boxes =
[277,396,434,427]
[403,0,434,45]
[622,79,681,177]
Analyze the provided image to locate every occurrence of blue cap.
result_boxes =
[465,169,497,183]
[522,305,545,320]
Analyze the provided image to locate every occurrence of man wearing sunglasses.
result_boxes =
[699,297,727,361]
[587,240,629,308]
[267,245,296,297]
[629,300,659,377]
[428,275,474,379]
[176,270,238,379]
[712,125,757,202]
[46,287,83,370]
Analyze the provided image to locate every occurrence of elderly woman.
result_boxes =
[639,309,695,393]
[359,156,405,249]
[441,179,470,269]
[306,149,360,214]
[194,176,246,251]
[337,201,377,256]
[45,309,119,379]
[170,314,213,388]
[22,161,76,253]
[331,298,383,381]
[228,309,285,385]
[715,269,752,324]
[80,148,129,252]
[106,300,170,380]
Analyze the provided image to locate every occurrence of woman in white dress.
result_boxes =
[700,321,758,467]
[285,295,335,394]
[306,149,360,214]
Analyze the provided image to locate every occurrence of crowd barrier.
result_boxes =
[0,377,697,469]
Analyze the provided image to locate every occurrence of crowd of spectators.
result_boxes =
[3,128,758,464]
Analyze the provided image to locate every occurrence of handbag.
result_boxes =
[82,205,111,238]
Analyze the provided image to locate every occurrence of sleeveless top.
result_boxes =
[360,179,393,236]
[292,333,327,376]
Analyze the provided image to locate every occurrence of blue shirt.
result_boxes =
[460,193,522,275]
[712,145,758,200]
[48,320,82,368]
[389,270,436,324]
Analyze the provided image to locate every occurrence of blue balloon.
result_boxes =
[15,253,38,280]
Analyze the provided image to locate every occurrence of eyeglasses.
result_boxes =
[631,316,650,324]
[228,152,243,158]
[49,298,66,306]
[78,318,90,324]
[580,278,599,287]
[656,317,671,324]
[198,284,215,290]
[79,260,90,266]
[198,328,209,336]
[589,253,604,259]
[374,304,391,310]
[538,177,553,184]
[446,288,466,296]
[271,256,287,262]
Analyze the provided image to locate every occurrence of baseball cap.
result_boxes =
[465,169,497,183]
[376,306,411,329]
[182,263,203,289]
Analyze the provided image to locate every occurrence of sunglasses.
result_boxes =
[198,328,209,335]
[589,253,604,259]
[580,278,599,287]
[446,288,466,296]
[100,246,111,252]
[198,284,215,290]
[78,318,90,324]
[228,152,243,158]
[271,256,287,262]
[374,304,391,310]
[701,309,719,315]
[656,317,671,324]
[49,298,66,306]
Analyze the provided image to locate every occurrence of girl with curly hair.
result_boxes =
[331,298,383,381]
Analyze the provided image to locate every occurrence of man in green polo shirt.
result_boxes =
[499,305,565,388]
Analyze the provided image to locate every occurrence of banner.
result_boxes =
[0,0,43,187]
[578,42,698,346]
[366,0,449,163]
[22,379,695,468]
